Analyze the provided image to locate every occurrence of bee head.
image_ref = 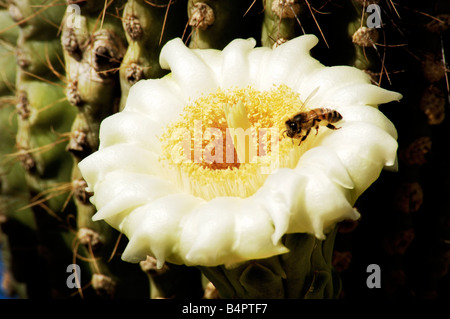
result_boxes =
[285,119,298,138]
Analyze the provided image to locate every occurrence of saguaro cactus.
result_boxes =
[61,0,150,298]
[0,0,448,299]
[4,0,79,298]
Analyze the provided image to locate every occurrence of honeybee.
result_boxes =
[284,108,343,144]
[284,88,343,144]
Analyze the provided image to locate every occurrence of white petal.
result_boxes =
[91,172,178,221]
[292,168,358,239]
[254,166,357,241]
[296,66,371,107]
[323,83,402,107]
[220,38,256,89]
[318,121,398,199]
[232,201,289,263]
[98,111,161,153]
[123,76,185,130]
[179,197,288,266]
[335,104,398,139]
[159,38,219,99]
[179,198,236,266]
[120,194,204,266]
[191,48,223,83]
[78,144,161,192]
[252,169,307,244]
[193,39,257,90]
[260,34,322,90]
[296,146,354,190]
[247,47,271,87]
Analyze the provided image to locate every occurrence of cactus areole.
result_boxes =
[79,35,401,271]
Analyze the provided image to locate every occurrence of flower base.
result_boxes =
[199,227,340,299]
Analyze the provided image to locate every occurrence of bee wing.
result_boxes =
[301,86,320,109]
[303,109,319,122]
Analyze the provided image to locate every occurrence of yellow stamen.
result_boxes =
[159,85,309,200]
[222,101,257,164]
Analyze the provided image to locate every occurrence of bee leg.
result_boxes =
[298,129,310,145]
[315,125,320,135]
[326,123,341,130]
[314,119,321,135]
[305,127,312,139]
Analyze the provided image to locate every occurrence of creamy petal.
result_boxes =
[98,111,161,153]
[219,38,256,89]
[123,76,185,131]
[78,144,161,192]
[254,165,357,242]
[120,194,204,266]
[160,38,219,99]
[296,146,354,190]
[296,66,371,107]
[247,47,271,87]
[179,197,288,266]
[334,104,398,139]
[92,172,178,221]
[232,202,289,263]
[252,169,307,244]
[317,121,398,200]
[191,48,223,84]
[261,35,322,91]
[322,83,402,107]
[292,168,358,239]
[179,198,236,266]
[193,39,257,89]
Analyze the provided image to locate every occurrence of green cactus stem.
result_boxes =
[261,0,303,48]
[187,0,262,49]
[61,0,150,298]
[199,229,340,298]
[1,5,30,298]
[0,8,19,96]
[119,0,188,110]
[8,0,85,298]
[14,72,79,298]
[0,100,34,299]
[140,257,204,299]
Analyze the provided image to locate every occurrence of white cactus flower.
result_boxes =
[79,35,401,268]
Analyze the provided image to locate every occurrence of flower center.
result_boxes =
[160,85,309,200]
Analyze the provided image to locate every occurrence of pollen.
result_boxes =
[159,85,309,200]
